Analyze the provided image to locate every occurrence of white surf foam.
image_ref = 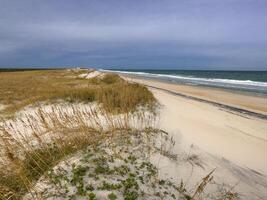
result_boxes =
[100,69,267,89]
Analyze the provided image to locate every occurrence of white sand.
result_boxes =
[124,76,267,174]
[155,88,267,174]
[78,70,104,79]
[122,76,267,199]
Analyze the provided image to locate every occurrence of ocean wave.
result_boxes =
[101,69,267,88]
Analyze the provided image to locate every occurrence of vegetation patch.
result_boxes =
[23,131,191,200]
[0,69,156,115]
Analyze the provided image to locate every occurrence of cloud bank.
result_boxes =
[0,0,267,70]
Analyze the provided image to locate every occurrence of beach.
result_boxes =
[2,0,267,198]
[123,75,267,175]
[1,69,267,199]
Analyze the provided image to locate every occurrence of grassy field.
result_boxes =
[0,69,155,116]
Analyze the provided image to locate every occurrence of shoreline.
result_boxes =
[145,84,267,120]
[102,70,267,97]
[122,74,267,116]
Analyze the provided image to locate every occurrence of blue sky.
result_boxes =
[0,0,267,70]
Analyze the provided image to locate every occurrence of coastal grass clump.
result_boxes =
[96,82,156,113]
[0,131,104,199]
[62,81,156,114]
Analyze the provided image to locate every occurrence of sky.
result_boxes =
[0,0,267,70]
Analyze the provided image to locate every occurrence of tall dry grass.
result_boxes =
[0,70,158,199]
[0,104,158,199]
[0,70,155,116]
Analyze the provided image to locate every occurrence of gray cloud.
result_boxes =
[0,0,267,70]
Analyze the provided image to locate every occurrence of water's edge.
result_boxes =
[102,69,267,96]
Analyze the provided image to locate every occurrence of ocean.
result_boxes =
[101,69,267,96]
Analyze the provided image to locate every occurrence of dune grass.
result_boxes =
[0,70,156,116]
[0,69,157,199]
[0,129,105,199]
[0,103,157,199]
